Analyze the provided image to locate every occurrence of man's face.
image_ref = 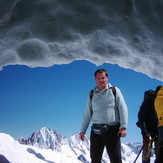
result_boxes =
[95,72,108,89]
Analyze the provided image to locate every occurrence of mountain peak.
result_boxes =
[19,127,62,150]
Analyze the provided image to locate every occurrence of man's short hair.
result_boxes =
[94,69,108,78]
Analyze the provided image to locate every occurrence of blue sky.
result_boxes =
[0,60,162,143]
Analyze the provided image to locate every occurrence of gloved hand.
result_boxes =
[144,130,151,138]
[142,130,150,141]
[143,132,152,150]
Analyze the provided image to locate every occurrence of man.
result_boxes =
[79,69,128,163]
[137,89,159,163]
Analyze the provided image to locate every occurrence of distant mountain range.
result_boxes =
[0,127,156,163]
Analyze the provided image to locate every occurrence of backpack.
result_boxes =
[154,86,163,127]
[136,89,158,135]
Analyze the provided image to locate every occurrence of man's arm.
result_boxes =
[79,95,92,141]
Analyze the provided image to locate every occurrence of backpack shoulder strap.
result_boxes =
[89,89,94,102]
[111,86,116,98]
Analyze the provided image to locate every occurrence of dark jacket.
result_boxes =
[137,93,158,140]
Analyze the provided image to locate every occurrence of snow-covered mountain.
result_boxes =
[0,127,156,163]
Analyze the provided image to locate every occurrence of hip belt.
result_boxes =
[91,123,119,135]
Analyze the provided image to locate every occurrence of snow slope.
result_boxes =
[0,127,157,163]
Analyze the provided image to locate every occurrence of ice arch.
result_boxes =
[0,0,162,81]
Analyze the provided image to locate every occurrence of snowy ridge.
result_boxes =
[0,127,156,163]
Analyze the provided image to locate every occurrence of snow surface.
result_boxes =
[0,127,157,163]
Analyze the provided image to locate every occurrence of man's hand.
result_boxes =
[144,130,150,138]
[118,128,127,137]
[79,132,85,141]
